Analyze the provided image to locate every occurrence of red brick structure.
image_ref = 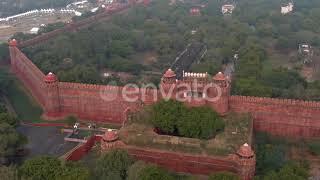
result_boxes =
[9,41,320,138]
[98,135,255,180]
[190,7,201,16]
[8,39,320,179]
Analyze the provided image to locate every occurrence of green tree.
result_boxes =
[60,162,90,180]
[177,106,224,139]
[138,165,175,180]
[94,149,133,180]
[255,133,287,175]
[65,116,77,127]
[19,156,63,180]
[0,43,9,60]
[127,161,147,180]
[0,165,18,180]
[150,100,224,139]
[150,100,186,134]
[208,172,240,180]
[0,113,18,127]
[0,123,24,164]
[257,162,309,180]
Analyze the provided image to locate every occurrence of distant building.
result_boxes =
[298,43,313,64]
[29,27,39,34]
[221,4,235,15]
[281,2,293,15]
[190,7,201,16]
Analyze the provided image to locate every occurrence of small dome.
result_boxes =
[213,72,226,81]
[9,39,17,46]
[237,143,254,158]
[163,69,176,78]
[44,72,58,83]
[103,129,118,142]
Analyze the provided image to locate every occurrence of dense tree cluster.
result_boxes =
[254,133,309,179]
[20,0,320,100]
[255,162,309,180]
[19,156,89,180]
[149,100,224,139]
[0,43,9,61]
[208,172,240,180]
[17,150,186,180]
[0,75,25,165]
[94,149,133,180]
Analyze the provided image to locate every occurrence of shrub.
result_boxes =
[66,116,77,127]
[138,165,175,180]
[209,172,240,180]
[94,149,133,180]
[307,140,320,156]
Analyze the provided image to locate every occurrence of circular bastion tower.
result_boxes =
[44,72,61,118]
[160,69,177,99]
[236,143,256,180]
[207,72,230,115]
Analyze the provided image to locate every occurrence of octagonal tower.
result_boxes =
[44,72,61,118]
[207,72,230,115]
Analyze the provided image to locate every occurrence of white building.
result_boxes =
[281,2,293,15]
[222,4,235,15]
[30,27,39,34]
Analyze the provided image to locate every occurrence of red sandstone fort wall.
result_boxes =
[8,45,320,139]
[229,96,320,137]
[126,146,238,175]
[58,82,148,124]
[9,46,46,107]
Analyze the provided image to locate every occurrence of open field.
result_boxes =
[0,13,73,42]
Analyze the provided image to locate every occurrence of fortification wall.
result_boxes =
[58,82,158,123]
[229,96,320,137]
[126,146,237,174]
[9,41,320,138]
[9,46,46,107]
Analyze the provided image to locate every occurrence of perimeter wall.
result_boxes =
[9,40,320,138]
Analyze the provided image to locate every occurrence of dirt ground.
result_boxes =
[16,125,78,158]
[0,13,73,42]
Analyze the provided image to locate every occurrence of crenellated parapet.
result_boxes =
[230,95,320,108]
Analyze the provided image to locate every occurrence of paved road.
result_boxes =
[17,125,78,158]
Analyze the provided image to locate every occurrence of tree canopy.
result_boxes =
[150,100,224,139]
[208,172,240,180]
[94,149,133,180]
[19,156,90,180]
[137,165,175,180]
[19,0,320,100]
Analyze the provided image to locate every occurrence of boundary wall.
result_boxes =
[9,44,320,138]
[230,96,320,137]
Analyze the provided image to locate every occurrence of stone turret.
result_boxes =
[9,39,18,47]
[101,129,122,151]
[207,72,230,115]
[44,72,61,118]
[160,69,177,99]
[236,143,256,180]
[8,39,18,72]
